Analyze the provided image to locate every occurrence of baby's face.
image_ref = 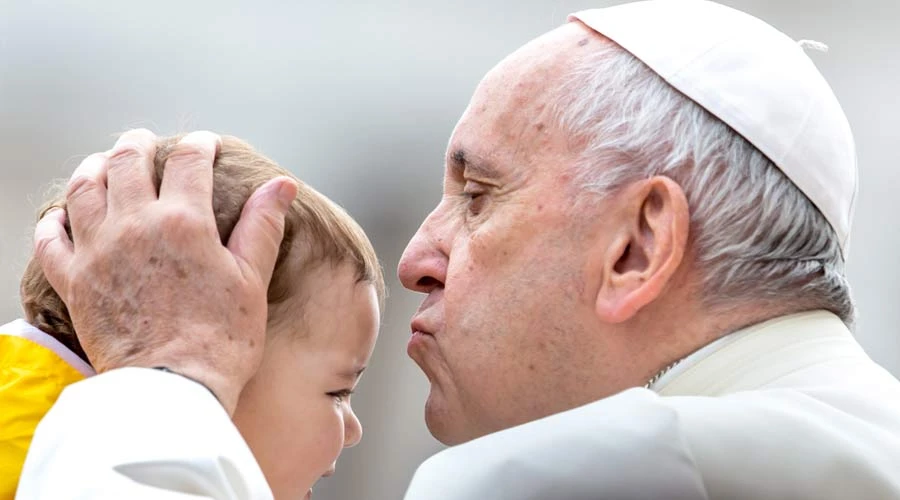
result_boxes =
[232,264,380,500]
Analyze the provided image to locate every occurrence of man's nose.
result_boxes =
[398,215,447,294]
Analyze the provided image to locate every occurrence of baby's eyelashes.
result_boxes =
[328,389,354,403]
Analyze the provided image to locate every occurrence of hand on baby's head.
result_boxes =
[24,129,384,497]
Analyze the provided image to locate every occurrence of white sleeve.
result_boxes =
[16,368,272,500]
[404,388,708,500]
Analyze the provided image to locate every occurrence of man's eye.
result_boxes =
[463,191,487,215]
[462,181,488,215]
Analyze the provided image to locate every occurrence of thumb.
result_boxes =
[227,177,298,286]
[33,208,75,300]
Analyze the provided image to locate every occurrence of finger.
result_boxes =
[107,129,159,214]
[33,208,74,300]
[227,177,298,286]
[159,131,220,217]
[66,152,109,245]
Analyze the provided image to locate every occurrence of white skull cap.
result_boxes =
[570,0,857,256]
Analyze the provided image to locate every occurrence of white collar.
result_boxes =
[1,319,96,377]
[649,310,860,396]
[647,329,737,390]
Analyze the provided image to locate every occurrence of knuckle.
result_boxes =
[108,142,148,167]
[158,205,210,234]
[66,175,100,202]
[33,233,55,262]
[115,217,144,240]
[167,143,211,166]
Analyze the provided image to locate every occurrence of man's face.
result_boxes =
[399,24,619,445]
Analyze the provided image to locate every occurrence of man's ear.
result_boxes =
[595,176,689,323]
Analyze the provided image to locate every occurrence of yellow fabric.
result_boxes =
[0,334,85,499]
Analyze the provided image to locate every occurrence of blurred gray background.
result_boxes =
[1,1,898,499]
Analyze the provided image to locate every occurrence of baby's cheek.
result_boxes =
[308,407,346,464]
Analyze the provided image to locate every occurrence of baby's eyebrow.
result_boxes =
[340,366,366,381]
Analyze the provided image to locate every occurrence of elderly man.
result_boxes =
[18,1,900,499]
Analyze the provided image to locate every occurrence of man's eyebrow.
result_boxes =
[449,148,498,179]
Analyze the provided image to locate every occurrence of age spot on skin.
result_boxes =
[125,342,143,359]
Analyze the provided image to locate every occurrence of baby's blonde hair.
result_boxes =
[20,135,385,363]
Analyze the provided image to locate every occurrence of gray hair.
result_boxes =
[553,40,855,325]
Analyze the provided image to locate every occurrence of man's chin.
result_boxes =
[423,391,479,446]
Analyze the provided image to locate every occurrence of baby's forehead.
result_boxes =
[268,263,380,340]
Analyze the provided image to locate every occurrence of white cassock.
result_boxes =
[17,311,900,499]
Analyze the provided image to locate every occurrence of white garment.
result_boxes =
[17,312,900,499]
[404,311,900,499]
[16,368,273,500]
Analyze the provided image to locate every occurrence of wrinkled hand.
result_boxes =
[33,129,298,415]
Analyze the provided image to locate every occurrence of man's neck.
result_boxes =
[636,303,790,390]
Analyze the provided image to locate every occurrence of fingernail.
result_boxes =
[276,180,298,210]
[179,131,221,151]
[112,129,155,152]
[42,207,66,221]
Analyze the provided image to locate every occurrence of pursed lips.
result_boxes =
[410,317,436,337]
[408,314,440,364]
[411,293,443,335]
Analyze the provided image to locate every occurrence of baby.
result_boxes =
[0,135,384,500]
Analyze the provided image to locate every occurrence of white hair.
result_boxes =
[553,41,855,325]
